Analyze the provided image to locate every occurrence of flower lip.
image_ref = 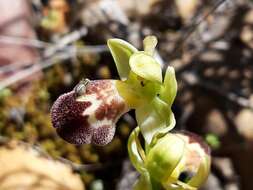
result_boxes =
[51,91,93,144]
[173,131,211,188]
[178,131,211,156]
[50,80,128,145]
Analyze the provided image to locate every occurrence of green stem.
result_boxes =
[151,177,163,190]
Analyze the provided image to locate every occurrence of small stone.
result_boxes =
[0,141,84,190]
[235,109,253,141]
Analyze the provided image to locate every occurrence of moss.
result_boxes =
[0,62,131,187]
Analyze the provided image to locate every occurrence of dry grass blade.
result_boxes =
[0,35,51,49]
[172,0,228,58]
[0,45,108,90]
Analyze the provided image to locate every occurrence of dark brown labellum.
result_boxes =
[51,80,128,145]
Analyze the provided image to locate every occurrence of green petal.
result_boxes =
[128,127,147,174]
[107,39,138,80]
[129,52,162,83]
[160,66,177,107]
[143,36,158,56]
[116,72,161,109]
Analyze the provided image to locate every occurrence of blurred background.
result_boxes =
[0,0,253,189]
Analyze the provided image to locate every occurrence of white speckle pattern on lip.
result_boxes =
[77,94,103,124]
[78,80,129,126]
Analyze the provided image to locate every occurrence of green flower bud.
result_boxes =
[175,132,211,189]
[145,132,210,189]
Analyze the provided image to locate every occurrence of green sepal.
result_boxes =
[145,133,186,182]
[107,38,138,80]
[136,96,175,144]
[129,52,162,83]
[149,112,176,148]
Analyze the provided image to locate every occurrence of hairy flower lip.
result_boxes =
[50,80,128,146]
[51,91,93,144]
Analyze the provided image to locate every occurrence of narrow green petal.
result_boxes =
[128,127,147,174]
[160,66,177,107]
[107,39,138,80]
[130,52,162,83]
[143,36,158,56]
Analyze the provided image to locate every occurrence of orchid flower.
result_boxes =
[50,36,210,190]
